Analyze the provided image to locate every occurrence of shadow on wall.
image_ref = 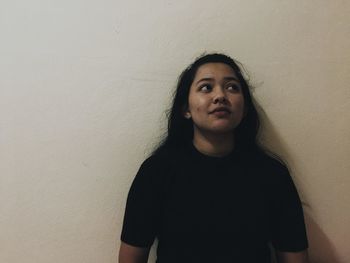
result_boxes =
[304,212,341,263]
[269,212,340,263]
[255,100,341,263]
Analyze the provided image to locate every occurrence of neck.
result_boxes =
[192,129,234,157]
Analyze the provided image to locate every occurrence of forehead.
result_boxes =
[194,63,237,79]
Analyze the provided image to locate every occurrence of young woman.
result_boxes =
[119,53,309,263]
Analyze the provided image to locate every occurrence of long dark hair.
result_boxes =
[150,53,284,163]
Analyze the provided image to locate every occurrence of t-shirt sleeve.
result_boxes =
[120,156,162,247]
[269,162,309,252]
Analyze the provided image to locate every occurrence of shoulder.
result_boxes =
[142,147,176,168]
[137,147,181,179]
[246,149,292,185]
[250,149,289,172]
[144,144,188,168]
[137,154,167,178]
[252,151,303,202]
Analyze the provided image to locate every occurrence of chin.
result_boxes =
[193,123,236,135]
[209,126,235,134]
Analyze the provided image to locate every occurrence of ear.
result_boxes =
[182,105,191,119]
[184,112,191,119]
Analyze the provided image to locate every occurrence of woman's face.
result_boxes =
[183,62,245,136]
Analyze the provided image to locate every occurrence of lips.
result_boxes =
[210,107,231,114]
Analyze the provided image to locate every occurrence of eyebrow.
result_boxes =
[195,76,239,85]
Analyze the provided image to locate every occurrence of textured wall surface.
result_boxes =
[1,1,349,262]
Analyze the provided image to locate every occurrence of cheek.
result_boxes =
[189,97,207,113]
[231,95,244,106]
[237,96,245,108]
[239,100,245,111]
[232,97,245,117]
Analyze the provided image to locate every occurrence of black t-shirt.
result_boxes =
[120,142,308,262]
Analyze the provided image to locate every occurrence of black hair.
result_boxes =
[150,52,284,163]
[148,52,309,210]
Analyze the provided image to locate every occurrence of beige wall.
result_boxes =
[1,1,349,262]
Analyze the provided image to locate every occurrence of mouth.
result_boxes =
[210,107,231,114]
[211,111,231,117]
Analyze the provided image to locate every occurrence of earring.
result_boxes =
[184,112,191,119]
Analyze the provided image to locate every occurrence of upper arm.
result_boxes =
[269,163,309,252]
[276,249,309,263]
[118,241,151,263]
[120,156,163,247]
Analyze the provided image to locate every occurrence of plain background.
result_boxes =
[1,1,349,262]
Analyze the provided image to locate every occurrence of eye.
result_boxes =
[199,84,212,92]
[226,84,241,92]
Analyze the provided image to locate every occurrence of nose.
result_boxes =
[213,86,227,104]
